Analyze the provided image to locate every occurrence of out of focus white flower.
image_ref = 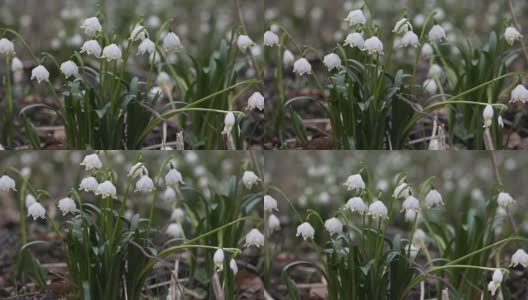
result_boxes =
[28,202,46,220]
[242,171,261,189]
[504,26,523,45]
[324,217,343,235]
[497,192,515,209]
[81,153,102,170]
[222,112,236,136]
[213,248,224,271]
[423,79,438,95]
[0,175,16,191]
[247,92,264,111]
[296,222,315,239]
[60,60,79,78]
[165,169,184,186]
[498,116,504,128]
[163,187,177,201]
[163,32,182,52]
[492,269,503,284]
[323,53,342,71]
[393,183,411,198]
[483,104,494,128]
[135,175,155,192]
[344,174,365,191]
[268,214,281,232]
[245,229,264,247]
[344,9,366,26]
[79,177,99,193]
[425,189,444,208]
[283,50,295,65]
[402,196,420,213]
[166,223,184,238]
[264,31,279,47]
[428,25,447,42]
[58,197,77,215]
[293,58,312,76]
[488,281,498,296]
[0,38,15,55]
[428,64,443,78]
[405,209,419,222]
[422,43,434,59]
[510,249,528,267]
[406,243,419,259]
[413,229,427,246]
[129,162,148,177]
[363,36,384,55]
[130,24,147,41]
[237,35,254,53]
[31,65,50,83]
[95,180,117,199]
[229,259,238,274]
[137,38,155,55]
[11,57,23,72]
[101,44,122,62]
[346,197,368,214]
[25,194,37,207]
[81,17,102,37]
[264,195,278,212]
[344,32,364,49]
[80,40,102,57]
[510,84,528,103]
[393,18,412,34]
[171,208,185,222]
[368,200,388,219]
[400,31,419,48]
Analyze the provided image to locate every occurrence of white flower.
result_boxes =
[171,208,185,222]
[25,194,37,208]
[0,175,16,191]
[264,195,278,212]
[79,177,99,192]
[268,214,281,232]
[483,104,494,128]
[163,32,182,52]
[402,196,420,213]
[166,223,184,238]
[413,229,427,246]
[165,169,184,186]
[428,25,447,42]
[323,53,342,71]
[393,18,412,34]
[296,222,315,240]
[363,36,384,55]
[425,189,444,208]
[80,40,102,57]
[81,153,102,171]
[213,248,225,271]
[344,32,364,48]
[421,43,434,58]
[242,171,261,189]
[157,72,172,90]
[11,57,23,72]
[58,197,77,215]
[405,209,420,222]
[222,112,236,135]
[28,202,46,220]
[504,27,523,45]
[510,84,528,103]
[247,92,264,111]
[324,217,343,235]
[428,64,443,78]
[237,35,255,53]
[129,162,148,177]
[80,17,102,37]
[95,180,117,199]
[162,187,177,201]
[406,243,419,260]
[497,192,515,209]
[137,38,155,55]
[229,259,238,274]
[130,24,147,41]
[264,31,279,47]
[492,269,503,284]
[60,60,79,78]
[368,200,388,219]
[245,228,264,247]
[498,116,504,128]
[31,65,50,83]
[488,281,498,296]
[510,249,528,267]
[344,10,367,26]
[423,79,438,95]
[0,38,15,55]
[283,50,295,66]
[346,197,368,214]
[293,58,312,76]
[400,31,419,48]
[344,174,366,191]
[393,183,411,198]
[135,175,155,192]
[101,44,122,62]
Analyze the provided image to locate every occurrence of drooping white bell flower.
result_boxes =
[11,57,23,72]
[137,38,156,55]
[423,79,438,94]
[0,38,15,55]
[101,44,122,62]
[222,112,236,136]
[428,25,447,42]
[60,60,79,79]
[492,269,503,284]
[95,180,117,199]
[28,202,46,220]
[344,32,364,49]
[268,214,281,232]
[405,209,420,222]
[428,64,443,78]
[344,10,366,26]
[483,104,494,128]
[510,84,528,103]
[425,189,444,208]
[264,31,279,47]
[80,40,102,57]
[213,248,225,272]
[323,53,342,71]
[283,50,295,66]
[129,23,147,41]
[79,176,99,193]
[242,171,261,189]
[163,32,182,52]
[264,195,278,212]
[324,217,343,235]
[421,43,434,59]
[245,228,264,247]
[368,200,388,220]
[135,175,155,192]
[171,208,185,222]
[363,36,384,55]
[413,229,427,246]
[237,35,255,53]
[162,187,177,201]
[393,183,411,198]
[504,26,523,46]
[0,175,16,191]
[58,197,78,215]
[81,153,102,171]
[497,192,515,209]
[166,223,184,238]
[229,259,238,274]
[343,174,366,191]
[402,196,420,213]
[393,18,412,34]
[400,31,419,48]
[296,222,315,240]
[31,65,50,83]
[157,72,172,89]
[498,116,504,128]
[165,168,184,186]
[510,249,528,267]
[346,197,368,214]
[406,243,419,260]
[293,58,312,76]
[80,17,102,37]
[129,162,148,177]
[247,92,264,111]
[25,194,37,208]
[488,281,498,296]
